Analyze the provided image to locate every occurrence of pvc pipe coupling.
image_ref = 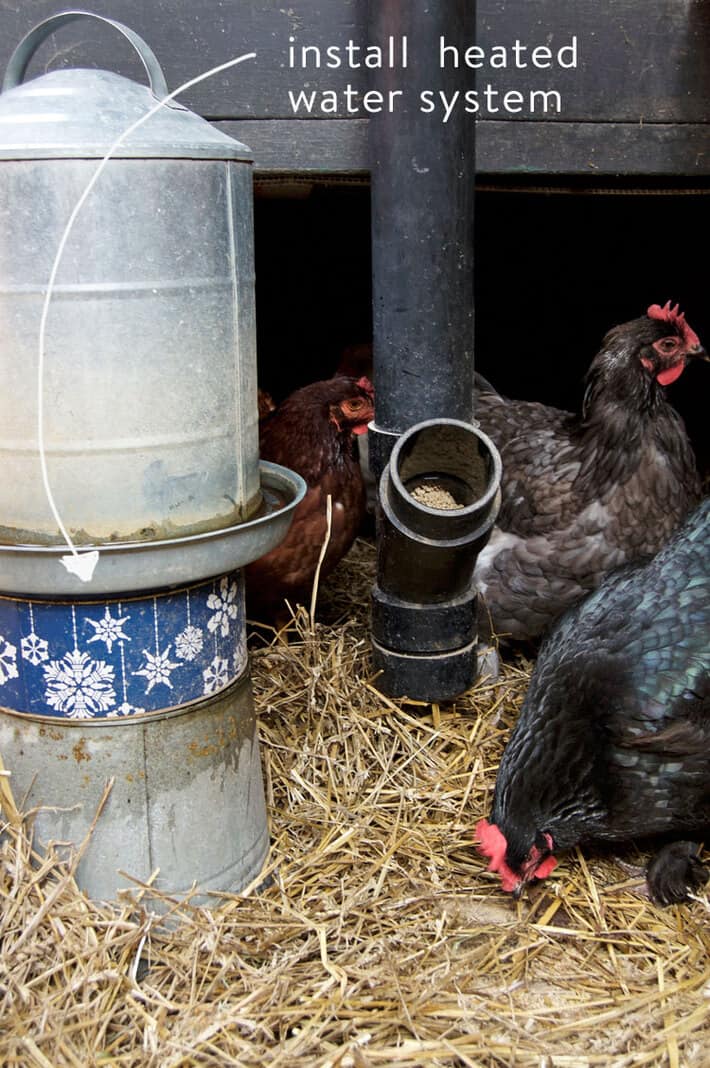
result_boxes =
[371,418,501,700]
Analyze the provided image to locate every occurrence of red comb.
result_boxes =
[475,819,520,892]
[357,375,375,399]
[647,302,700,349]
[475,819,558,892]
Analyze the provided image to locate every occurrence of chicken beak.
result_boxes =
[512,880,525,900]
[689,343,709,363]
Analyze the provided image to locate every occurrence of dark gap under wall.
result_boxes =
[253,184,709,480]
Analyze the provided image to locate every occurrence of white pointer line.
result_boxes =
[37,51,257,583]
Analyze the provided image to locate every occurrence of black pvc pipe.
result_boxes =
[368,0,476,480]
[371,420,501,701]
[368,1,493,700]
[376,420,501,611]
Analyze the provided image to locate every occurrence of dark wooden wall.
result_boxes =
[1,3,707,475]
[0,1,708,176]
[253,185,709,481]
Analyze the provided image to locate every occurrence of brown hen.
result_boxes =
[246,376,374,621]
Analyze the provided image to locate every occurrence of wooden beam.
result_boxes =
[220,119,710,178]
[0,1,707,177]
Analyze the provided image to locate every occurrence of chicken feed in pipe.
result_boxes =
[371,418,501,701]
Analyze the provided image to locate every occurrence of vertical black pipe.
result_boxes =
[368,1,490,701]
[368,0,476,480]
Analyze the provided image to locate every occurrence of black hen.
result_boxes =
[476,495,710,906]
[474,303,706,641]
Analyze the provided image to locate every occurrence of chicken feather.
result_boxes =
[474,305,707,641]
[478,495,710,905]
[246,376,374,620]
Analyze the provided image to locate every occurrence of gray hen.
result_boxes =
[474,303,706,642]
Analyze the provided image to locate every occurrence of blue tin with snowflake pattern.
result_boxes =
[0,11,324,907]
[0,570,269,904]
[0,573,247,720]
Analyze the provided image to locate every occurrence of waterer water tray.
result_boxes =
[0,461,305,597]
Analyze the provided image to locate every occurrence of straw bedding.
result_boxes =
[1,538,709,1066]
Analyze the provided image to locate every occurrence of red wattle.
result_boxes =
[656,361,685,387]
[535,855,558,879]
[476,821,558,892]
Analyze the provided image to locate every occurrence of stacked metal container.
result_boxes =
[0,11,304,903]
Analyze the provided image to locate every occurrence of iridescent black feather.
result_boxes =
[489,497,710,904]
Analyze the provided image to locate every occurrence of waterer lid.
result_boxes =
[0,9,252,161]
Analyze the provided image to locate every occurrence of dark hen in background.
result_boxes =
[474,303,706,642]
[477,495,710,906]
[246,376,374,621]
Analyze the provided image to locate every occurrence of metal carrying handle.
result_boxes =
[2,9,170,97]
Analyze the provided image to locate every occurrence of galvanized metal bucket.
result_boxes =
[0,10,260,555]
[0,572,268,903]
[0,12,305,902]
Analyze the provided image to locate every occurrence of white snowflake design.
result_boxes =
[203,655,229,696]
[86,606,131,653]
[175,624,204,662]
[207,577,239,638]
[43,650,116,720]
[0,636,19,686]
[134,646,179,694]
[21,631,49,667]
[234,635,247,677]
[107,700,146,718]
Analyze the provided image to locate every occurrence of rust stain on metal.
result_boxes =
[39,726,64,741]
[216,717,239,748]
[187,740,218,759]
[72,738,91,763]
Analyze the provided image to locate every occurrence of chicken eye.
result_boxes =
[657,337,679,353]
[346,398,365,412]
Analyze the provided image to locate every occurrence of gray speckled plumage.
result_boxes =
[474,312,705,641]
[489,496,710,902]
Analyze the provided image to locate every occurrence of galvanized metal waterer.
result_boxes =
[0,9,304,596]
[0,10,303,906]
